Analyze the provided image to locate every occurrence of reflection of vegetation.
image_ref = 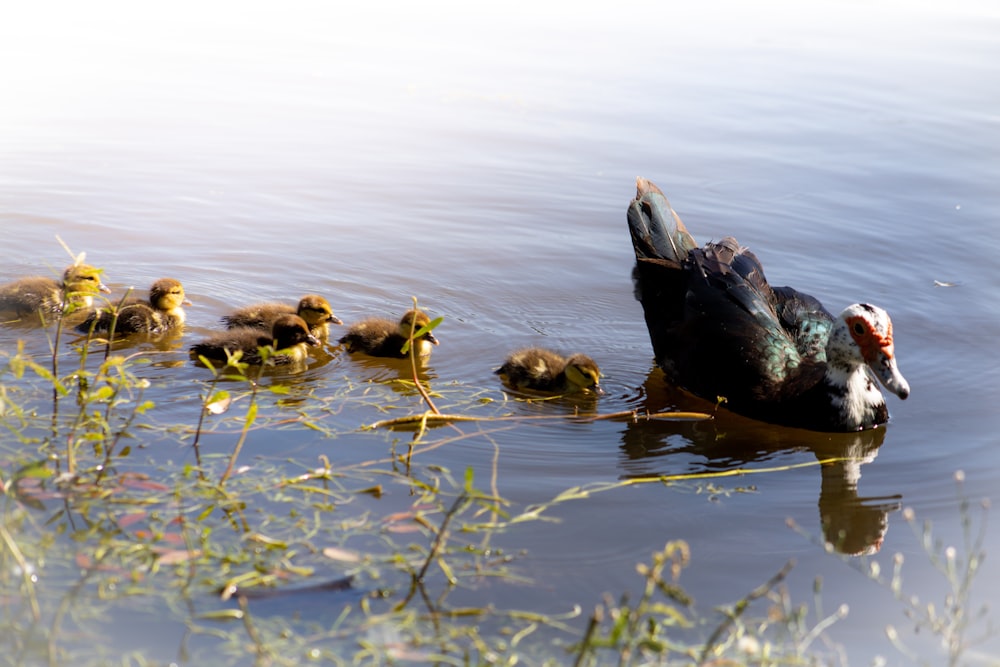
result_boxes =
[796,471,995,667]
[570,544,851,666]
[0,292,995,666]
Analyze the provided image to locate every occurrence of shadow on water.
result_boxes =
[620,368,903,556]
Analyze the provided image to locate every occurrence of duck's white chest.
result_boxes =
[828,367,884,429]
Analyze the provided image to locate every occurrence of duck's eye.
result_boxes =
[853,322,866,336]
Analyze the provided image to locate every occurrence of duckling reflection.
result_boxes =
[222,294,341,339]
[619,368,900,556]
[190,314,319,368]
[495,348,603,395]
[78,278,190,336]
[0,264,110,323]
[339,309,439,359]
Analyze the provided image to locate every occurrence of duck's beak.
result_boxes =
[592,383,605,396]
[183,298,194,306]
[867,348,910,400]
[329,315,343,326]
[306,333,320,347]
[98,281,112,294]
[425,331,440,345]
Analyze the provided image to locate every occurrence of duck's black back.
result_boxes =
[628,182,835,422]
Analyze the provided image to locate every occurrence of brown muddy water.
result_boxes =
[2,0,999,664]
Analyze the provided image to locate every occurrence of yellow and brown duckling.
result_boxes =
[339,309,439,359]
[0,264,110,320]
[495,348,603,394]
[221,294,341,339]
[78,278,190,335]
[190,314,320,366]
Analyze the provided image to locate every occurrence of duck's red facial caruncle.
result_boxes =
[846,313,894,363]
[844,305,909,400]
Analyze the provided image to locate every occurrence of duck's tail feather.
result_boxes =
[627,177,697,263]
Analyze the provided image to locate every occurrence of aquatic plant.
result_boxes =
[793,470,996,667]
[0,272,995,665]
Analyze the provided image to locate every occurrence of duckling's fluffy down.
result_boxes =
[495,348,602,394]
[0,264,109,319]
[78,278,189,335]
[339,309,439,358]
[222,295,341,337]
[191,314,319,366]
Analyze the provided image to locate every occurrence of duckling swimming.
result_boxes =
[221,294,341,339]
[339,309,439,359]
[0,264,110,321]
[190,314,320,366]
[78,278,190,335]
[495,348,603,394]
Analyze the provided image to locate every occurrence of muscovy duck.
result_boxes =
[339,309,439,359]
[78,278,191,335]
[495,348,603,395]
[627,177,909,432]
[222,294,342,340]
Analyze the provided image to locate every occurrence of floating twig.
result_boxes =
[365,408,712,431]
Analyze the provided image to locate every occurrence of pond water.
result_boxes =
[2,0,999,664]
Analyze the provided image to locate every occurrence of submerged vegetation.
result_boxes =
[0,276,995,666]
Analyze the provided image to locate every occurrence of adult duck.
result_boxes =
[627,177,909,432]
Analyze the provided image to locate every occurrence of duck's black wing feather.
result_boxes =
[711,234,835,364]
[627,178,697,263]
[772,286,834,363]
[628,179,830,416]
[680,242,808,402]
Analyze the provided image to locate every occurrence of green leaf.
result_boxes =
[197,609,244,621]
[89,386,115,402]
[206,391,231,415]
[401,316,444,354]
[437,556,457,585]
[412,316,443,339]
[14,459,53,480]
[244,401,258,427]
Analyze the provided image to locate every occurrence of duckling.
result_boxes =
[190,314,320,366]
[495,348,603,394]
[0,264,110,320]
[78,278,191,335]
[339,309,439,359]
[221,294,341,339]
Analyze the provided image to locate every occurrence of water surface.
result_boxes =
[2,0,999,663]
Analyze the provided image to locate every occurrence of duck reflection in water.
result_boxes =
[620,370,901,556]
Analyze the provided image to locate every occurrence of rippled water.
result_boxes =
[2,0,999,663]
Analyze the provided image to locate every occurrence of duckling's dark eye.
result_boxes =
[853,322,865,335]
